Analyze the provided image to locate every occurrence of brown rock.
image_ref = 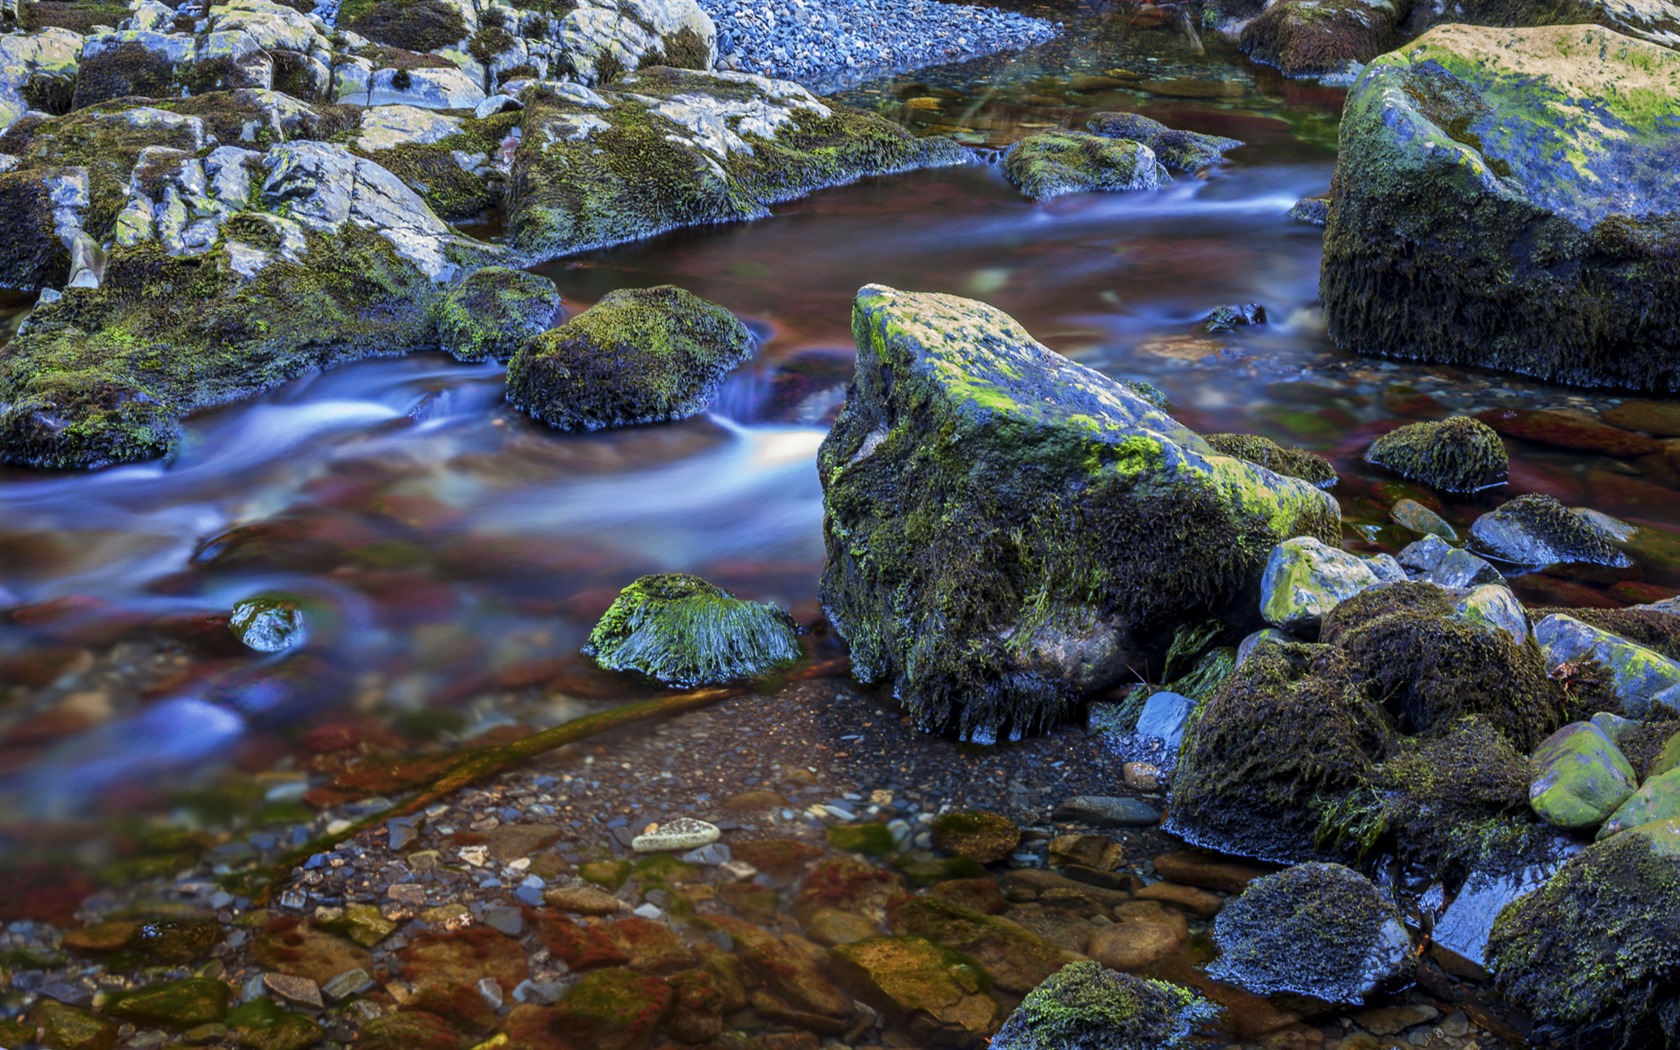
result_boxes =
[1353,1003,1439,1036]
[481,824,563,863]
[720,789,786,813]
[252,919,374,986]
[1477,407,1661,456]
[1151,850,1276,894]
[1087,919,1184,971]
[804,907,882,947]
[1122,761,1164,792]
[1134,881,1224,919]
[924,877,1007,915]
[742,935,854,1021]
[543,885,627,916]
[888,896,1070,995]
[929,811,1022,866]
[1000,868,1132,912]
[1003,902,1097,953]
[1048,834,1123,871]
[830,936,1001,1048]
[401,925,530,989]
[794,857,906,925]
[735,839,824,880]
[1604,401,1680,437]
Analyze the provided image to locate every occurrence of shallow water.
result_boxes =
[1,0,1677,923]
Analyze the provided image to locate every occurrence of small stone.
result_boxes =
[230,596,306,652]
[1122,762,1163,792]
[1354,1003,1439,1036]
[262,973,324,1010]
[632,817,722,852]
[483,905,526,937]
[1391,498,1456,541]
[1052,796,1161,828]
[477,976,504,1010]
[544,885,626,915]
[1134,881,1224,918]
[321,969,373,1002]
[929,811,1021,865]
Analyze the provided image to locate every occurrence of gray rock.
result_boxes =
[1527,721,1637,831]
[0,29,83,133]
[1432,859,1570,972]
[262,973,324,1009]
[1235,627,1291,669]
[632,816,721,852]
[1134,691,1196,754]
[1260,536,1381,636]
[474,93,523,119]
[1470,494,1631,568]
[1535,614,1680,717]
[1052,795,1162,828]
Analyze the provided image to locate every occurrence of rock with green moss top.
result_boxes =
[107,977,232,1028]
[230,596,306,652]
[1204,432,1337,487]
[552,967,674,1050]
[1489,817,1680,1044]
[991,961,1216,1050]
[507,285,752,430]
[1001,130,1167,199]
[1535,614,1680,717]
[820,286,1340,743]
[1527,721,1637,830]
[435,266,562,362]
[584,572,800,687]
[558,0,717,85]
[1209,862,1413,1003]
[1470,494,1631,568]
[29,1000,116,1050]
[888,895,1068,995]
[1599,766,1680,839]
[350,105,517,221]
[1323,24,1680,392]
[1365,417,1506,494]
[1240,0,1402,81]
[508,70,967,261]
[1086,111,1242,172]
[1260,536,1381,635]
[830,936,1001,1048]
[0,28,84,132]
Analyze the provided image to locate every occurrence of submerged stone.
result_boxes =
[1208,862,1413,1004]
[1086,111,1242,171]
[1364,417,1506,494]
[1470,494,1631,568]
[1527,721,1637,831]
[1390,498,1455,540]
[830,936,1001,1048]
[435,266,563,363]
[1535,613,1680,717]
[1322,25,1680,392]
[107,977,232,1028]
[990,961,1217,1050]
[930,811,1022,866]
[230,597,306,653]
[1203,433,1337,488]
[817,285,1340,741]
[584,572,801,687]
[505,285,754,431]
[1001,129,1168,199]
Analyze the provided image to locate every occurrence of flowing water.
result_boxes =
[0,1,1677,1025]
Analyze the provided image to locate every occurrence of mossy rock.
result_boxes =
[506,285,754,431]
[829,823,899,857]
[339,0,467,52]
[1001,129,1168,199]
[929,811,1021,866]
[1364,417,1506,494]
[1470,494,1631,568]
[1240,0,1402,79]
[830,936,1001,1048]
[819,286,1341,742]
[1401,0,1680,48]
[0,168,72,290]
[887,895,1068,995]
[226,998,323,1050]
[552,967,673,1050]
[990,961,1217,1050]
[106,976,232,1028]
[584,572,801,687]
[1258,535,1381,636]
[1534,612,1680,718]
[1527,721,1638,831]
[29,1000,117,1050]
[1209,862,1413,1004]
[1600,766,1680,839]
[1489,818,1680,1045]
[1323,24,1680,393]
[1204,432,1336,487]
[357,1010,462,1050]
[1086,111,1242,172]
[436,266,563,363]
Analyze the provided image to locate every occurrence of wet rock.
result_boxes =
[107,977,232,1028]
[230,596,306,653]
[1489,818,1680,1045]
[583,573,800,688]
[435,266,563,363]
[1322,25,1680,393]
[1002,129,1168,199]
[1289,195,1329,226]
[506,285,755,431]
[551,967,673,1050]
[1365,417,1506,495]
[1241,0,1401,80]
[1535,613,1680,717]
[1087,912,1185,972]
[888,896,1069,994]
[1260,536,1381,636]
[742,934,855,1026]
[1527,721,1637,831]
[804,908,882,946]
[545,885,628,915]
[794,856,906,926]
[1599,767,1680,839]
[929,811,1021,865]
[818,285,1339,741]
[1134,881,1224,918]
[1390,498,1455,541]
[1053,796,1162,828]
[1476,407,1662,457]
[1150,850,1274,894]
[1432,860,1565,973]
[1203,432,1337,487]
[830,936,1002,1047]
[1086,111,1242,171]
[29,1000,117,1050]
[1470,494,1631,568]
[1603,400,1680,438]
[261,973,323,1010]
[1209,862,1412,1004]
[1201,303,1267,333]
[1133,690,1196,754]
[631,816,721,852]
[991,961,1216,1050]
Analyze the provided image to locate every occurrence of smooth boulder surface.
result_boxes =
[817,285,1341,742]
[990,962,1216,1050]
[1208,862,1413,1004]
[1001,130,1168,199]
[1535,614,1680,717]
[1364,417,1506,494]
[1322,25,1680,392]
[1527,721,1638,830]
[506,285,753,430]
[1259,536,1381,636]
[584,573,801,687]
[1600,767,1680,839]
[1469,494,1631,568]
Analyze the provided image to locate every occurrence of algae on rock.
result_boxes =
[990,961,1217,1050]
[1001,129,1168,199]
[585,573,801,688]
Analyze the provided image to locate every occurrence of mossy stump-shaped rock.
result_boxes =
[991,961,1217,1050]
[506,285,754,431]
[830,936,1001,1048]
[1203,432,1336,487]
[585,573,800,688]
[1322,25,1680,393]
[1209,862,1413,1004]
[1086,111,1242,172]
[1489,818,1680,1046]
[436,266,563,363]
[1001,130,1168,199]
[818,285,1341,742]
[1364,417,1506,494]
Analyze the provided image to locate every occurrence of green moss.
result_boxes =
[1002,129,1164,199]
[829,823,899,857]
[1086,111,1242,172]
[584,573,801,687]
[368,142,495,222]
[341,0,467,51]
[993,961,1214,1050]
[0,169,70,291]
[19,0,131,32]
[434,266,562,362]
[580,860,631,889]
[1365,417,1507,494]
[887,896,1066,994]
[1205,432,1337,487]
[554,968,673,1048]
[227,998,323,1050]
[107,977,231,1028]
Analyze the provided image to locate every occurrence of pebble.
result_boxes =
[262,973,324,1010]
[321,969,374,1002]
[632,817,722,852]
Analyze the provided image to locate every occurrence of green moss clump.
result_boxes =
[71,40,185,110]
[435,266,562,362]
[0,169,70,291]
[584,573,801,688]
[368,142,496,222]
[1365,416,1507,494]
[552,968,674,1049]
[19,1,132,32]
[506,285,755,430]
[341,0,467,52]
[829,823,899,857]
[106,977,231,1028]
[991,961,1217,1050]
[1205,432,1337,487]
[1489,819,1680,1045]
[1001,129,1166,199]
[1086,111,1242,172]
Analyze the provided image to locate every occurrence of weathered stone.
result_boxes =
[1260,536,1381,636]
[1002,129,1168,199]
[830,936,1002,1048]
[1470,495,1632,568]
[1087,111,1242,171]
[991,962,1215,1050]
[1535,614,1680,717]
[1599,766,1680,839]
[1366,417,1507,494]
[1241,0,1402,80]
[1528,721,1638,830]
[1053,796,1162,828]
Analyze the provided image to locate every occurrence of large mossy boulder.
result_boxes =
[990,962,1216,1050]
[1364,416,1506,494]
[817,285,1341,742]
[507,70,966,262]
[1469,494,1631,568]
[435,266,563,363]
[506,285,754,430]
[1488,818,1680,1045]
[1239,0,1403,80]
[1322,24,1680,393]
[584,573,801,688]
[1001,130,1168,199]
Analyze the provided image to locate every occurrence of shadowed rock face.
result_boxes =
[817,284,1341,743]
[1322,24,1680,393]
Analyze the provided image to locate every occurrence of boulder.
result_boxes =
[1469,494,1631,568]
[1202,432,1336,487]
[72,30,196,109]
[830,936,1001,1048]
[1535,614,1680,717]
[1001,130,1167,199]
[1259,536,1381,636]
[583,573,801,687]
[505,285,753,430]
[1085,111,1242,171]
[1527,721,1638,831]
[1364,417,1506,494]
[0,28,84,132]
[1599,767,1680,839]
[508,70,966,261]
[1240,0,1402,80]
[990,962,1216,1050]
[558,0,717,85]
[1402,0,1680,50]
[1322,25,1680,392]
[435,266,562,362]
[1489,818,1680,1045]
[817,285,1340,741]
[1209,862,1412,1003]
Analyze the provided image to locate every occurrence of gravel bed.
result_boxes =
[703,0,1061,93]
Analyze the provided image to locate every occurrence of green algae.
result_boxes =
[990,961,1216,1050]
[584,573,801,688]
[1364,416,1507,494]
